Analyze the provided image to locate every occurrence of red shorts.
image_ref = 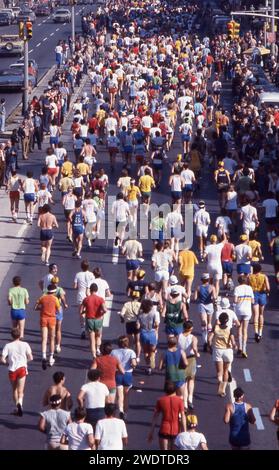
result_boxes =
[41,317,56,329]
[10,191,20,201]
[48,168,57,176]
[143,128,150,135]
[9,367,27,382]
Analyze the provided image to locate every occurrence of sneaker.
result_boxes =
[80,331,86,340]
[237,349,242,356]
[255,333,260,343]
[42,359,47,370]
[72,251,77,257]
[241,351,248,359]
[96,348,101,356]
[49,357,55,367]
[258,335,262,342]
[228,371,232,383]
[45,261,49,266]
[76,254,81,259]
[16,403,23,417]
[145,367,152,376]
[119,411,125,420]
[136,357,140,364]
[55,345,61,354]
[188,402,194,411]
[87,239,92,247]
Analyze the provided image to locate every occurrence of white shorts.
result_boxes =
[237,313,252,322]
[198,303,214,315]
[207,265,223,280]
[196,225,208,238]
[243,222,255,234]
[129,201,138,208]
[155,270,169,282]
[212,347,234,363]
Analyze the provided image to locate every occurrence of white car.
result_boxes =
[52,9,71,23]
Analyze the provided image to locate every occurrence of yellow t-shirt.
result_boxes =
[248,240,261,261]
[59,177,74,192]
[61,161,74,178]
[127,185,141,202]
[139,175,155,193]
[179,250,198,278]
[77,162,90,176]
[249,273,267,292]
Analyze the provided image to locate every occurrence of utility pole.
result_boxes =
[23,38,28,115]
[264,0,269,47]
[271,0,275,34]
[71,2,75,54]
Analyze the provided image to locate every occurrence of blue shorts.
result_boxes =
[116,372,133,387]
[153,163,163,170]
[74,187,83,197]
[183,184,193,192]
[171,191,182,201]
[165,324,184,336]
[222,261,233,275]
[56,308,63,321]
[182,135,191,142]
[175,380,185,389]
[126,259,140,272]
[140,329,157,346]
[253,292,267,306]
[237,264,251,275]
[11,308,26,321]
[40,229,53,241]
[50,136,59,145]
[24,193,35,203]
[73,227,84,236]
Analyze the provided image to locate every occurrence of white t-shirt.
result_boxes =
[234,284,254,317]
[80,382,109,409]
[74,271,95,303]
[152,251,172,271]
[262,198,278,218]
[205,243,223,268]
[216,216,231,235]
[111,200,130,223]
[194,209,210,227]
[181,169,195,185]
[165,284,186,302]
[2,340,32,372]
[216,307,238,330]
[235,244,252,264]
[64,422,93,450]
[241,204,257,226]
[45,154,58,169]
[82,199,98,224]
[226,191,237,211]
[93,278,110,300]
[42,273,54,292]
[95,418,128,450]
[174,431,207,450]
[165,211,183,229]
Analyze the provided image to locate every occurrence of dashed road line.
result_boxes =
[103,295,113,327]
[17,224,28,239]
[228,378,237,403]
[253,408,265,430]
[29,49,33,53]
[43,37,48,42]
[56,28,60,31]
[243,369,252,382]
[63,22,66,25]
[38,23,42,26]
[36,42,41,47]
[50,32,54,36]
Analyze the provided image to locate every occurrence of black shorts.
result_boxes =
[126,321,140,335]
[40,229,53,241]
[64,209,72,220]
[158,433,177,440]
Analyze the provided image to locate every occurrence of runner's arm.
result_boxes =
[223,403,232,424]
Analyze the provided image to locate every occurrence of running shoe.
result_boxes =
[136,357,140,364]
[72,251,77,257]
[255,333,260,343]
[16,403,23,417]
[49,357,55,367]
[237,349,242,356]
[55,345,61,354]
[119,411,126,421]
[76,254,81,259]
[42,359,47,370]
[188,402,194,411]
[80,331,86,340]
[228,371,232,383]
[96,348,101,356]
[87,239,92,247]
[146,367,152,376]
[241,351,248,359]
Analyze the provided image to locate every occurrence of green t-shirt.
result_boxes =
[9,286,29,310]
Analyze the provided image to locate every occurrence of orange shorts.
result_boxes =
[9,367,27,382]
[40,317,56,329]
[48,168,57,176]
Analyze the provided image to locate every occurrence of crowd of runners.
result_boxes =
[0,0,279,451]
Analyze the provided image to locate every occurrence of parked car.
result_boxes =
[0,69,24,91]
[35,4,50,16]
[17,9,36,23]
[0,35,24,56]
[0,8,15,22]
[52,8,71,23]
[9,61,38,87]
[0,12,12,26]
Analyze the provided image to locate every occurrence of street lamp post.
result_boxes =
[23,38,29,115]
[71,4,75,54]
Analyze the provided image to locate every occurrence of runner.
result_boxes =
[37,204,59,266]
[8,276,29,339]
[224,387,256,450]
[193,200,211,261]
[194,273,217,352]
[248,263,270,343]
[174,415,208,450]
[178,321,199,411]
[43,371,73,411]
[69,200,87,259]
[233,275,254,359]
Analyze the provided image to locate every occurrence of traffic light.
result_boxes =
[19,21,25,40]
[227,21,235,40]
[233,21,240,39]
[26,21,32,40]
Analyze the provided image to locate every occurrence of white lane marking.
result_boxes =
[253,408,265,430]
[103,295,113,327]
[243,369,252,382]
[56,27,60,31]
[75,12,79,16]
[36,42,41,47]
[17,223,28,239]
[38,23,42,26]
[19,56,23,60]
[29,49,33,53]
[228,378,237,403]
[43,37,47,42]
[50,32,54,36]
[63,22,66,25]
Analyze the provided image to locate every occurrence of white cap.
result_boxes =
[220,297,230,309]
[169,275,178,285]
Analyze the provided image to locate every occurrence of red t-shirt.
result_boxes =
[156,395,184,436]
[82,294,105,319]
[221,242,234,262]
[96,356,119,389]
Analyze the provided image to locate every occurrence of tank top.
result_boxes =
[24,178,35,194]
[64,194,76,211]
[72,209,84,228]
[178,333,195,357]
[216,169,229,187]
[10,176,20,192]
[166,300,183,327]
[229,402,250,447]
[165,349,185,383]
[171,174,182,191]
[249,273,267,292]
[197,285,212,305]
[213,325,231,349]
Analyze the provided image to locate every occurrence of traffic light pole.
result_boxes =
[23,38,29,115]
[71,5,75,54]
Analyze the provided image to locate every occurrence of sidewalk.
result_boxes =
[0,72,89,286]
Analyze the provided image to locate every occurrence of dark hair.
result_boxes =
[12,276,21,286]
[252,263,262,274]
[11,327,21,340]
[87,369,101,382]
[164,381,176,395]
[101,341,113,355]
[104,403,117,417]
[74,407,87,421]
[53,371,65,384]
[167,336,177,348]
[81,260,89,272]
[93,267,102,278]
[90,283,98,293]
[233,387,244,399]
[49,263,57,273]
[219,312,229,324]
[118,335,129,348]
[140,299,153,314]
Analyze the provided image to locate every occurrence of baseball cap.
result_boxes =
[220,297,230,309]
[201,273,210,280]
[199,200,205,208]
[137,269,145,279]
[47,284,57,294]
[169,275,178,285]
[240,233,248,242]
[187,414,198,428]
[210,234,218,243]
[171,286,180,295]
